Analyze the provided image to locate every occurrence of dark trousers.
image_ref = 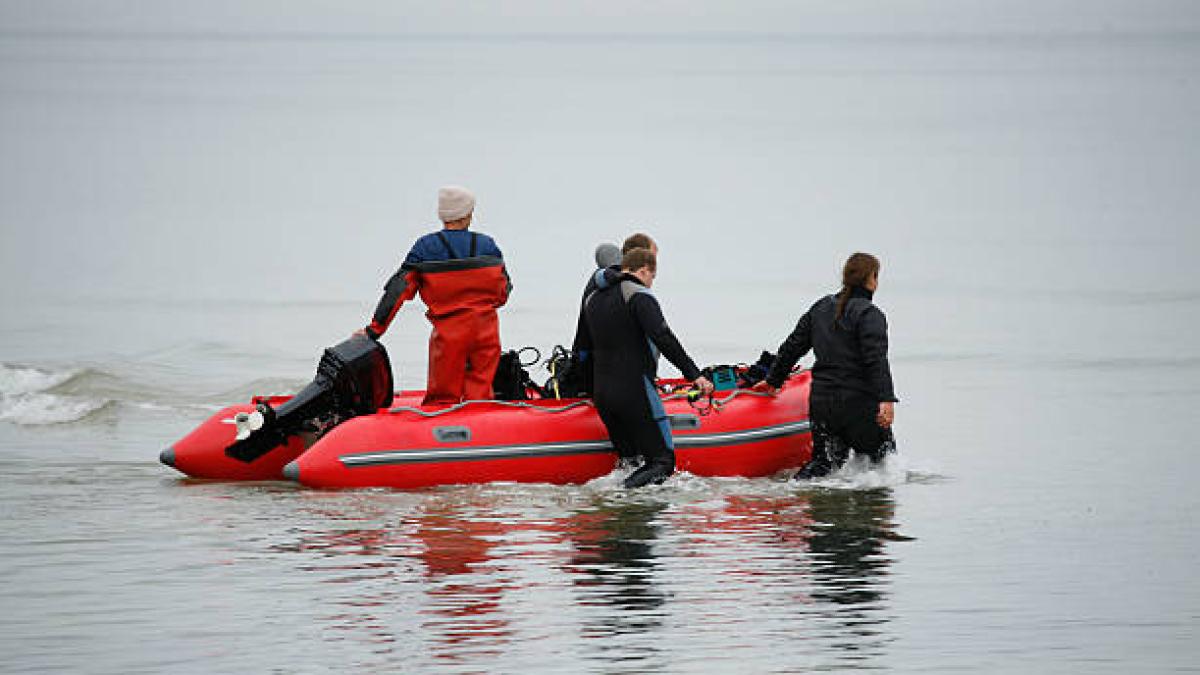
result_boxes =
[595,377,674,466]
[805,392,896,475]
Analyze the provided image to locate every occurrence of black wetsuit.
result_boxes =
[765,286,898,477]
[579,271,702,479]
[568,265,621,396]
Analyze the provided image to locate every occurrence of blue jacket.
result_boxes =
[366,227,509,337]
[404,229,502,264]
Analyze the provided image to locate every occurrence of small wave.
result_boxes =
[1,359,312,427]
[0,391,113,425]
[0,363,83,396]
[208,377,308,402]
[1,362,161,400]
[0,362,214,426]
[143,339,299,365]
[0,363,113,425]
[126,401,178,412]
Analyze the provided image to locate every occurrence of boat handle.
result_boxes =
[669,414,700,430]
[433,426,472,443]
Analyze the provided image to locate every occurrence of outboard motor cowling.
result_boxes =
[316,334,394,416]
[225,335,393,463]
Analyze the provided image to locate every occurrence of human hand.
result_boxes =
[693,376,715,397]
[352,328,367,338]
[877,401,895,428]
[751,380,779,397]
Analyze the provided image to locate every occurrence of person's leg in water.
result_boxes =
[796,396,836,479]
[595,403,639,466]
[796,417,842,479]
[841,393,896,465]
[622,377,675,489]
[796,393,893,479]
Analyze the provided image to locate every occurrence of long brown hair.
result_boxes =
[834,252,881,325]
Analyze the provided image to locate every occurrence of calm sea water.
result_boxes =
[2,23,1199,673]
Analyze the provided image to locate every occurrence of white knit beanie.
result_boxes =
[438,185,476,222]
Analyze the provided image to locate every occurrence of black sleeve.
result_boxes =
[499,264,512,305]
[859,307,898,402]
[629,293,702,381]
[570,278,599,357]
[575,294,596,359]
[765,309,813,388]
[366,268,418,338]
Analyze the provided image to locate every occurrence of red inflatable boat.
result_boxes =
[161,373,812,490]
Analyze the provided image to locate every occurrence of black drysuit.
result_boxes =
[567,265,621,395]
[579,272,702,466]
[765,286,898,476]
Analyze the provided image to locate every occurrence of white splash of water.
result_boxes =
[572,451,945,499]
[804,452,945,490]
[0,392,110,425]
[0,363,78,395]
[0,364,108,426]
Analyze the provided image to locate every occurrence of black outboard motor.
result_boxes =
[225,335,394,463]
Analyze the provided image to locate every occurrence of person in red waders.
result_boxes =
[361,186,511,405]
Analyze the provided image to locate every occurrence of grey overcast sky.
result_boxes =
[2,0,1198,36]
[2,0,1198,307]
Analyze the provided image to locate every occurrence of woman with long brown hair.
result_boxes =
[753,252,898,478]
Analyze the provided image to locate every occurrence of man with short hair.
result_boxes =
[579,247,714,488]
[569,233,660,393]
[363,186,511,405]
[620,232,656,256]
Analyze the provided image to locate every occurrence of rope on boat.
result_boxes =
[388,399,595,417]
[387,388,779,418]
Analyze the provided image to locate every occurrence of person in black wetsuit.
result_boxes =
[753,252,898,479]
[579,247,714,488]
[569,233,659,395]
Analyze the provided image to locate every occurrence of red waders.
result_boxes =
[424,310,502,404]
[367,235,510,405]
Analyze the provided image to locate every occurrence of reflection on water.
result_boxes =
[566,500,670,671]
[804,489,908,665]
[416,500,514,666]
[266,484,910,671]
[808,489,905,607]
